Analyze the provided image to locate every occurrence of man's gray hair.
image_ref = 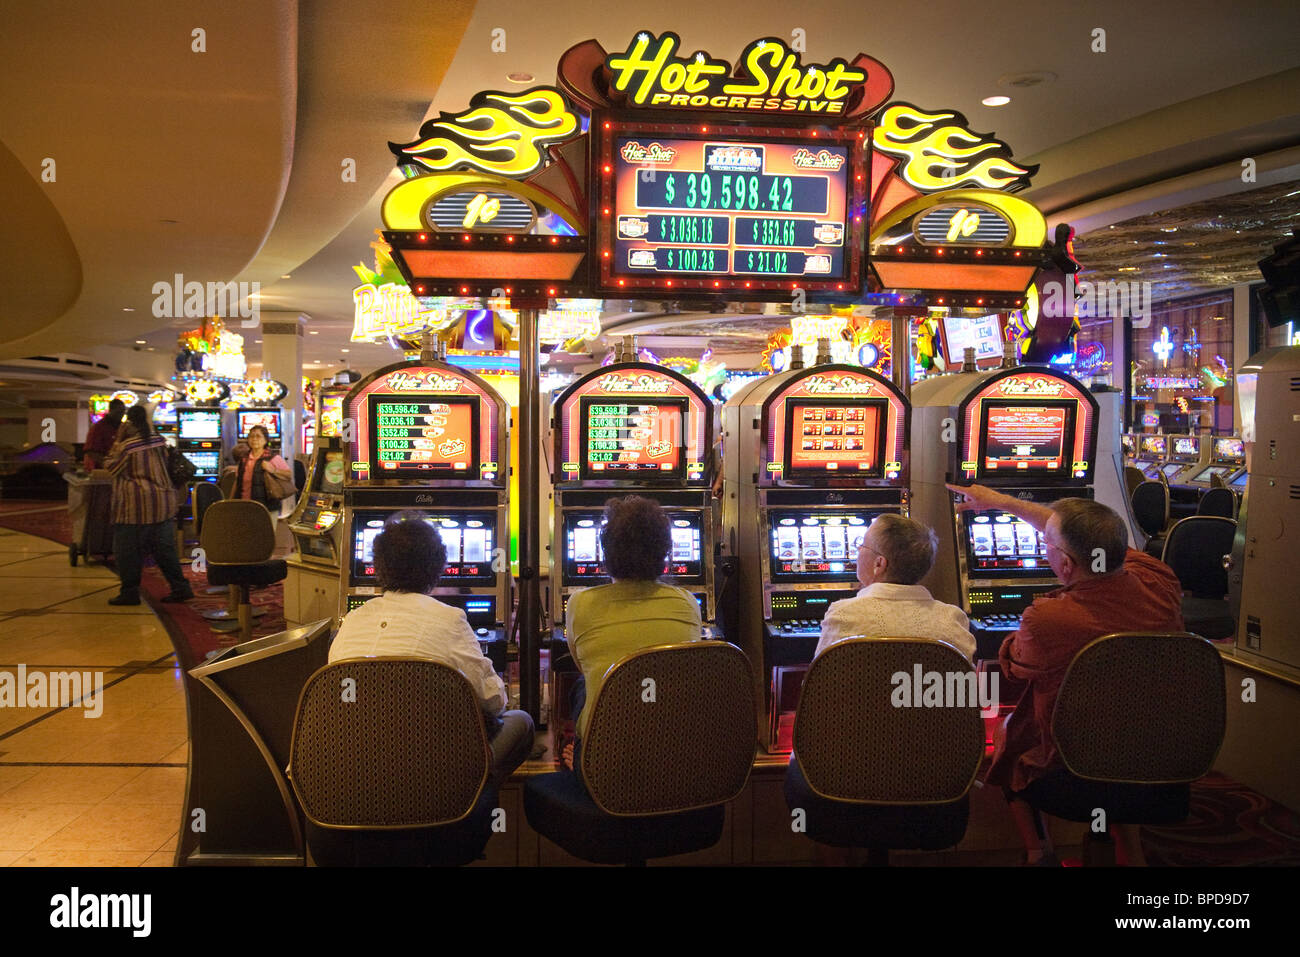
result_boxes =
[872,513,938,585]
[1050,498,1128,573]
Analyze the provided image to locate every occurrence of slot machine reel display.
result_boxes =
[550,362,717,631]
[910,366,1107,660]
[175,408,225,481]
[721,363,910,749]
[335,362,512,662]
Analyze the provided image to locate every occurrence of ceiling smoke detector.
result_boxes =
[998,71,1057,90]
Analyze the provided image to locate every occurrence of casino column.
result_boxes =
[260,313,306,463]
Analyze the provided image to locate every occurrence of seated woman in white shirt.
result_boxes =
[816,513,976,661]
[330,512,533,786]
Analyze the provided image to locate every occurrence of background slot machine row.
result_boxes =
[331,362,511,664]
[721,364,910,751]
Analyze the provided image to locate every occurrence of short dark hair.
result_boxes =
[600,495,670,581]
[246,424,270,443]
[871,514,937,585]
[1050,498,1128,573]
[124,404,153,437]
[374,511,446,593]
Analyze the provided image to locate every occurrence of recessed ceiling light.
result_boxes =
[981,95,1011,107]
[254,339,262,343]
[341,348,350,353]
[122,307,135,312]
[280,274,291,280]
[135,339,147,344]
[309,330,318,334]
[1161,227,1178,232]
[507,72,534,84]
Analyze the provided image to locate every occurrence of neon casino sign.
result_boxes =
[594,373,675,394]
[384,370,467,393]
[994,375,1067,397]
[353,283,444,341]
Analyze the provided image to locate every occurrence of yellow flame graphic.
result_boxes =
[391,89,578,178]
[873,104,1035,192]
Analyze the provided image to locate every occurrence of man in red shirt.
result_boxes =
[948,483,1184,865]
[83,398,126,469]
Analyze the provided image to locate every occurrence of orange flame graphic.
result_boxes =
[873,104,1036,192]
[391,88,578,178]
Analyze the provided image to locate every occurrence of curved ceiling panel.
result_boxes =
[0,138,82,339]
[0,0,298,359]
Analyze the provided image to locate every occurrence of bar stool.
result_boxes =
[199,500,287,642]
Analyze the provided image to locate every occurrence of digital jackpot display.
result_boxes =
[610,133,853,283]
[579,396,686,480]
[368,395,477,476]
[979,402,1074,474]
[784,399,884,475]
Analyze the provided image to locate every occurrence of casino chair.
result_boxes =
[191,481,223,541]
[287,659,496,866]
[1123,466,1145,501]
[1161,516,1237,640]
[783,638,984,865]
[293,458,306,495]
[1209,471,1228,491]
[1017,632,1225,863]
[1130,480,1170,557]
[523,641,755,865]
[198,500,288,642]
[1197,486,1236,520]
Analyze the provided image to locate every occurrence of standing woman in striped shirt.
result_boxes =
[104,405,195,606]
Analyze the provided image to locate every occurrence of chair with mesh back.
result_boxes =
[1019,633,1224,832]
[1161,516,1237,640]
[1131,481,1170,556]
[523,641,755,865]
[1123,466,1145,500]
[1197,486,1235,519]
[784,638,985,864]
[287,658,494,866]
[199,500,287,641]
[191,480,223,540]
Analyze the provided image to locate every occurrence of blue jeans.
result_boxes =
[113,519,188,598]
[487,710,535,788]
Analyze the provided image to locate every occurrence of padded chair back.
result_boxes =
[582,641,754,816]
[1131,480,1169,539]
[192,481,223,538]
[1209,471,1227,490]
[200,499,276,565]
[294,458,307,493]
[217,469,236,500]
[1197,486,1235,519]
[1123,466,1145,500]
[288,659,489,828]
[1052,633,1225,783]
[793,638,984,804]
[1161,516,1235,599]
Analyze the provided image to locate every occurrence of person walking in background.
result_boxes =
[104,406,195,606]
[82,398,126,470]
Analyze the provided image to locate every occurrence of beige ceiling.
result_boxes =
[3,0,1300,379]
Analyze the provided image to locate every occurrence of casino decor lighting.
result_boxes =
[109,389,140,407]
[244,377,289,406]
[183,377,229,406]
[538,299,603,348]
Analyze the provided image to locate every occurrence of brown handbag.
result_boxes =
[260,461,297,501]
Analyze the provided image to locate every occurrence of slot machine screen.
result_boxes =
[941,313,1003,367]
[320,393,345,438]
[963,511,1052,576]
[578,396,687,482]
[1121,434,1136,456]
[238,410,281,439]
[1191,465,1234,484]
[1139,435,1167,457]
[317,450,346,494]
[977,401,1076,477]
[1230,470,1248,490]
[562,511,704,582]
[178,410,222,440]
[768,511,877,583]
[1161,463,1187,479]
[783,398,886,477]
[368,396,479,478]
[181,449,220,479]
[351,511,497,584]
[1171,436,1200,461]
[1213,437,1245,463]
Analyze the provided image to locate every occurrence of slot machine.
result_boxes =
[910,366,1101,660]
[549,361,717,632]
[1162,435,1206,487]
[175,407,225,482]
[721,362,910,751]
[1187,435,1246,491]
[1132,434,1169,481]
[231,408,284,454]
[283,436,347,627]
[337,360,511,664]
[1121,433,1137,467]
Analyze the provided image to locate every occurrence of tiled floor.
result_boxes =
[0,526,183,866]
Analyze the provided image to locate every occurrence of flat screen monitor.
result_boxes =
[977,401,1076,478]
[768,511,878,583]
[941,313,1003,367]
[562,510,705,583]
[238,409,281,439]
[181,449,220,479]
[1191,465,1234,484]
[783,398,886,477]
[178,409,222,441]
[1139,435,1167,457]
[963,510,1052,576]
[1230,470,1248,490]
[153,404,177,425]
[320,393,345,438]
[1161,463,1187,480]
[1213,437,1245,463]
[351,510,497,585]
[578,396,687,482]
[1121,434,1136,456]
[611,134,851,282]
[1170,436,1200,461]
[368,395,479,478]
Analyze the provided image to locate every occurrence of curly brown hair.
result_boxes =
[600,495,670,581]
[374,512,447,593]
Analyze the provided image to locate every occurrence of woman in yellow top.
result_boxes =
[564,496,702,776]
